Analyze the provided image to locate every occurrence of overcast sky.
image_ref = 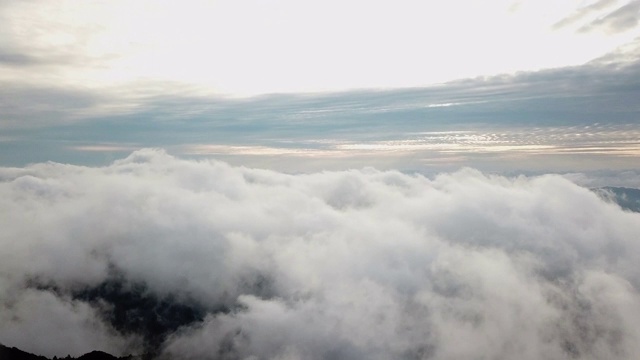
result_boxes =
[1,0,639,171]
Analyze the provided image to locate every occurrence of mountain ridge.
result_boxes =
[0,344,146,360]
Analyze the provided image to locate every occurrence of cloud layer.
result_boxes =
[2,44,639,172]
[1,149,639,359]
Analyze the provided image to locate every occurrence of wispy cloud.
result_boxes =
[69,144,140,152]
[557,0,640,34]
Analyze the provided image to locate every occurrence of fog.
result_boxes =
[1,149,639,359]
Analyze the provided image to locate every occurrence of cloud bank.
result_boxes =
[1,149,639,359]
[2,42,639,171]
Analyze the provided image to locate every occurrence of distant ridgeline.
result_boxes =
[592,187,640,213]
[0,344,145,360]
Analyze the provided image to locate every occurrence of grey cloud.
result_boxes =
[5,38,640,132]
[552,0,640,34]
[1,150,639,359]
[0,49,39,66]
[1,40,639,169]
[0,82,111,128]
[552,0,622,30]
[579,1,640,33]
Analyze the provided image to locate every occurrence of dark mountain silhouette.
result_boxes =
[19,265,270,360]
[70,277,208,354]
[0,344,49,360]
[75,351,118,360]
[27,270,213,359]
[0,344,146,360]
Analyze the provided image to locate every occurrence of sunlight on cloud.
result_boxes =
[184,145,332,157]
[70,145,141,152]
[179,124,640,169]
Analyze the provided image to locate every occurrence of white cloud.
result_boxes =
[1,149,639,359]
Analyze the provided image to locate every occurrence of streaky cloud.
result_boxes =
[2,43,640,171]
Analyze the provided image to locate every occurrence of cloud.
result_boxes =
[2,43,640,171]
[0,82,109,129]
[552,0,624,31]
[552,0,640,34]
[1,149,639,359]
[0,49,38,66]
[580,1,640,34]
[0,288,140,357]
[562,169,640,188]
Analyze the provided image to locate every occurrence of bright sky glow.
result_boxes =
[2,0,639,96]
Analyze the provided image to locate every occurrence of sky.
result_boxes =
[1,0,639,94]
[0,0,639,172]
[1,2,640,360]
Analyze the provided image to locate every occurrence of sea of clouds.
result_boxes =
[1,149,639,360]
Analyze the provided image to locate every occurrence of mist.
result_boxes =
[1,149,639,359]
